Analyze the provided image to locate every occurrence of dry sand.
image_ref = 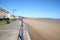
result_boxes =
[24,18,60,40]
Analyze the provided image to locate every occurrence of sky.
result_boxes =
[0,0,60,19]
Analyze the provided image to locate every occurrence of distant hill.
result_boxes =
[36,18,60,22]
[25,18,60,22]
[53,19,60,21]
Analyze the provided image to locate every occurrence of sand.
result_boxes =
[24,18,60,40]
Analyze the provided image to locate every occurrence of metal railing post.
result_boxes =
[20,17,24,40]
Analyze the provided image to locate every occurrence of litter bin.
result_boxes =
[6,20,10,24]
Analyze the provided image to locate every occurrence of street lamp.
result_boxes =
[13,9,16,21]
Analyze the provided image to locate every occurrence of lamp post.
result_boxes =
[13,9,16,21]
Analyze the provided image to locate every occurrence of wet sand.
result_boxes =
[24,18,60,40]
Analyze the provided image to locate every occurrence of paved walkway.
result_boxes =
[0,20,21,40]
[24,23,31,40]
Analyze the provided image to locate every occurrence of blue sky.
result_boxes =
[0,0,60,19]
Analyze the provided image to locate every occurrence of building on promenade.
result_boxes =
[0,7,13,19]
